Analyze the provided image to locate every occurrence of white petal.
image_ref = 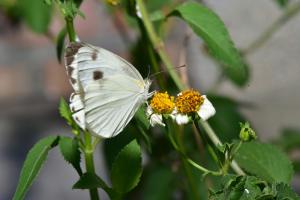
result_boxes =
[175,114,189,125]
[197,95,216,121]
[146,107,165,127]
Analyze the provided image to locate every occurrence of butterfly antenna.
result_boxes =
[147,65,151,79]
[149,64,186,79]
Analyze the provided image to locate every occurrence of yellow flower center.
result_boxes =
[150,92,175,114]
[175,90,204,114]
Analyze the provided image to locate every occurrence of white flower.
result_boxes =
[173,90,216,125]
[172,112,189,125]
[146,107,165,127]
[197,95,216,121]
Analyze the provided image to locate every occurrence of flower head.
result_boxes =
[147,92,175,127]
[176,90,204,114]
[150,92,175,114]
[173,89,216,125]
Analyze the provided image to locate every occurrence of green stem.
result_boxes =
[243,2,300,54]
[84,132,100,200]
[136,0,185,90]
[198,119,245,175]
[193,121,220,167]
[65,17,76,42]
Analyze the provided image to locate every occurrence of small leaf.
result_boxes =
[111,140,142,194]
[73,173,109,190]
[13,136,59,200]
[56,28,66,63]
[59,97,72,124]
[18,0,53,33]
[59,136,82,175]
[235,141,293,184]
[169,2,248,86]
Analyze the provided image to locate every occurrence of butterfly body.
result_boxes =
[64,42,151,138]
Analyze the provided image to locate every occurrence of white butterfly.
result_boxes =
[64,42,152,138]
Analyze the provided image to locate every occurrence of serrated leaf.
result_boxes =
[18,0,52,33]
[59,97,72,124]
[276,183,300,199]
[111,140,142,194]
[169,2,248,86]
[59,136,82,175]
[13,136,59,200]
[235,141,293,184]
[73,173,109,190]
[56,28,66,63]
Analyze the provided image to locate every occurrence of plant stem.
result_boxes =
[242,2,300,54]
[84,132,100,200]
[65,17,76,42]
[175,130,201,200]
[136,0,185,90]
[198,119,245,175]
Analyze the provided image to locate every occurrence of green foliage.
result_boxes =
[17,0,52,33]
[239,122,257,142]
[111,140,142,194]
[141,167,175,200]
[56,28,67,63]
[210,175,300,199]
[235,141,293,184]
[274,0,290,8]
[13,136,59,200]
[59,98,80,135]
[73,173,109,190]
[59,97,73,124]
[59,136,82,175]
[169,2,248,86]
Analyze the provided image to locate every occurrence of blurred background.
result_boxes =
[0,0,300,199]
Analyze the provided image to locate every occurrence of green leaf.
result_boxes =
[276,183,300,199]
[73,173,109,190]
[111,139,142,194]
[17,0,52,33]
[235,141,293,184]
[59,136,82,175]
[59,97,72,124]
[13,136,59,200]
[169,2,248,86]
[56,28,66,63]
[274,0,289,8]
[142,167,175,200]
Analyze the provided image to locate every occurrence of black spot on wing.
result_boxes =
[93,70,103,80]
[71,77,77,84]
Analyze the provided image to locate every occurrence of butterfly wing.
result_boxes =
[84,75,145,138]
[64,42,150,137]
[65,42,144,92]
